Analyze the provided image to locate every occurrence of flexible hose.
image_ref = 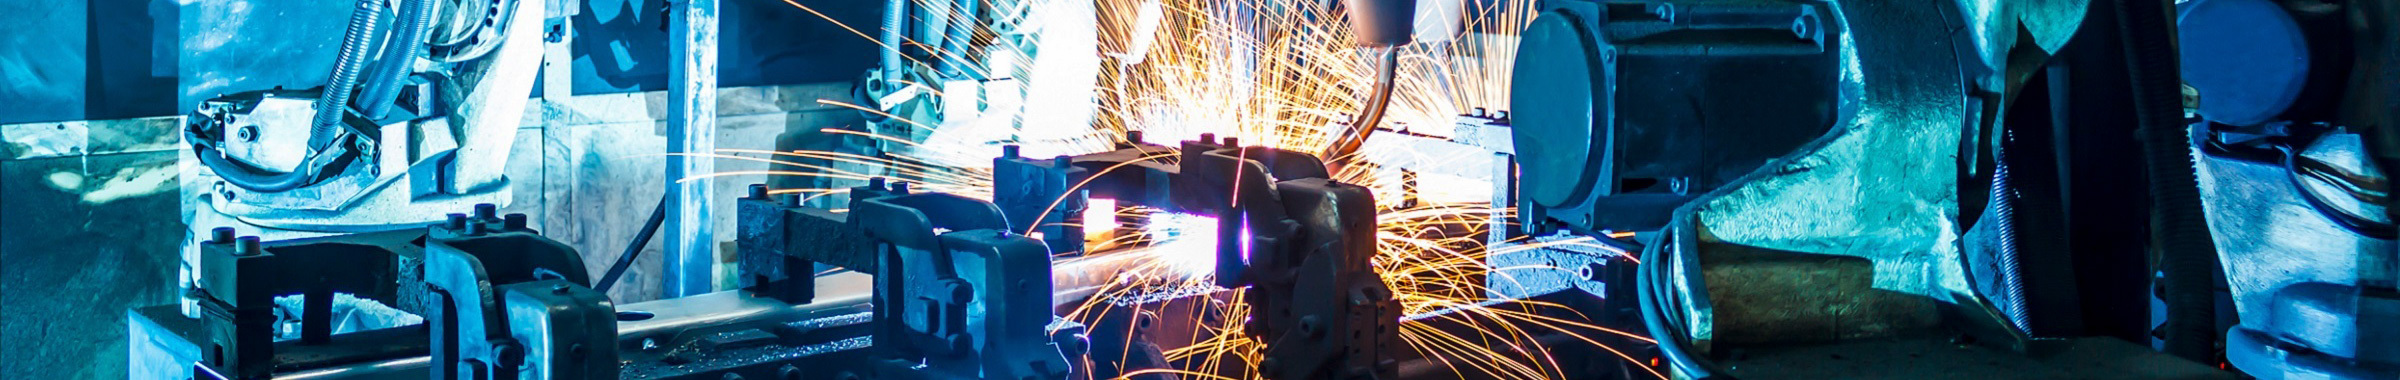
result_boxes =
[881,0,908,82]
[2113,0,2221,362]
[596,198,669,293]
[360,0,435,119]
[1636,228,1722,379]
[194,144,324,192]
[2279,144,2398,239]
[186,125,350,193]
[312,0,386,150]
[944,0,981,78]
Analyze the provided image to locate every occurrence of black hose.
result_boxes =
[595,198,670,293]
[2113,0,2222,362]
[943,0,981,78]
[2279,145,2396,239]
[1635,227,1724,379]
[312,0,386,151]
[880,0,908,82]
[360,0,435,120]
[193,142,335,193]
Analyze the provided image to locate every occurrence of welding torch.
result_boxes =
[1321,0,1420,169]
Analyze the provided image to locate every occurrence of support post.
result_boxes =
[665,0,720,298]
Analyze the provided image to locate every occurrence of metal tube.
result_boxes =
[666,0,720,298]
[946,0,980,78]
[881,0,908,81]
[359,0,435,119]
[1321,47,1403,165]
[312,0,386,150]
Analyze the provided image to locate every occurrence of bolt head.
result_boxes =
[946,281,974,301]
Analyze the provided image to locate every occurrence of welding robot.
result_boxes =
[139,0,1429,379]
[133,0,2399,379]
[1357,0,2398,379]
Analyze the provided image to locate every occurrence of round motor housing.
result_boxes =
[1510,0,1844,231]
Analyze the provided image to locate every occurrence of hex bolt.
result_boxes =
[722,374,745,380]
[473,203,499,221]
[466,222,490,236]
[493,343,523,365]
[868,177,888,190]
[236,126,258,142]
[1125,130,1146,145]
[892,181,912,194]
[1496,110,1512,120]
[235,236,262,256]
[778,365,804,380]
[1223,137,1241,147]
[1053,155,1071,168]
[781,193,804,207]
[1472,107,1488,117]
[1200,133,1217,144]
[748,184,769,200]
[1300,316,1324,337]
[504,214,529,231]
[1003,144,1022,159]
[210,227,237,244]
[446,213,470,230]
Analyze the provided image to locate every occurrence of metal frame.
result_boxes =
[665,0,721,298]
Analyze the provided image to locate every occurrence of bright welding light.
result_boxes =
[1084,198,1120,232]
[1145,212,1246,279]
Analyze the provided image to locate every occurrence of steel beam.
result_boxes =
[666,0,720,298]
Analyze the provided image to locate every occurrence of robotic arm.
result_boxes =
[183,0,544,229]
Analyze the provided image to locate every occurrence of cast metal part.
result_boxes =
[988,134,1402,379]
[420,206,609,380]
[2196,128,2400,379]
[185,228,420,379]
[738,180,1077,380]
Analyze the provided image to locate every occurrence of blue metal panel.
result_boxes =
[0,0,175,125]
[571,0,880,95]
